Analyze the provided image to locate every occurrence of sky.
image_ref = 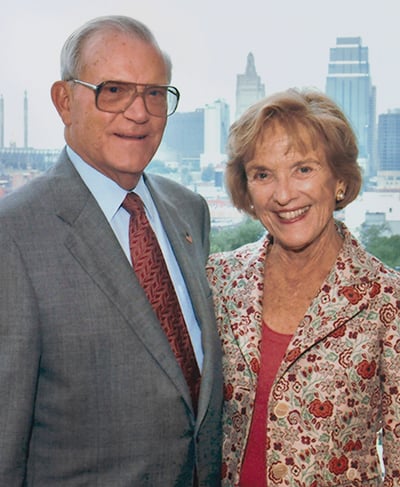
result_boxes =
[1,0,399,149]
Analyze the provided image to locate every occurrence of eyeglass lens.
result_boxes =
[97,81,178,116]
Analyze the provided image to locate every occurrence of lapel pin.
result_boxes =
[185,232,193,244]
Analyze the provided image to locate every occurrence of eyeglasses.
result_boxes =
[70,79,180,117]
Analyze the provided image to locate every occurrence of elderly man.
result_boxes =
[0,15,222,486]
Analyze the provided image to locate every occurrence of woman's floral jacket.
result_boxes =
[206,222,400,486]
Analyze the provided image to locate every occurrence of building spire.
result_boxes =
[24,90,29,149]
[235,52,265,119]
[245,52,256,76]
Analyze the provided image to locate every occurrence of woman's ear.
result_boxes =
[51,81,73,126]
[335,180,347,202]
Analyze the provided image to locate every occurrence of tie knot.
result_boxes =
[122,192,144,216]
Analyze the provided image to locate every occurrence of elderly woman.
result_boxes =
[207,88,400,486]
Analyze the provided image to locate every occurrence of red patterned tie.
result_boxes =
[122,193,200,413]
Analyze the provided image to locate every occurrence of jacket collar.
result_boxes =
[48,151,200,415]
[229,222,381,379]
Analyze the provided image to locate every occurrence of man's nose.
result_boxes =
[123,92,149,122]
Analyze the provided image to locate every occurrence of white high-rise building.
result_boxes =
[200,99,230,170]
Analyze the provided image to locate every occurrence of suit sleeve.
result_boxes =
[0,229,40,485]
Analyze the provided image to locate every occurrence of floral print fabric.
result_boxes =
[206,222,400,486]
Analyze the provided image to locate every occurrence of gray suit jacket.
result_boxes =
[0,149,223,486]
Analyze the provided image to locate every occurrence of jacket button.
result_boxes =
[273,402,289,418]
[271,462,288,479]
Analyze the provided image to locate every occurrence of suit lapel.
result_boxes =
[145,175,222,422]
[280,289,370,378]
[50,154,193,406]
[278,226,375,378]
[144,176,203,279]
[226,240,266,387]
[227,228,375,385]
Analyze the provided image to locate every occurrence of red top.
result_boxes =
[239,322,292,487]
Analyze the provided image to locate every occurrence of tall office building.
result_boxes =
[235,52,265,120]
[200,99,230,170]
[376,109,400,190]
[326,37,377,179]
[161,109,204,171]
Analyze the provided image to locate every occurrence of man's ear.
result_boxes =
[51,81,72,126]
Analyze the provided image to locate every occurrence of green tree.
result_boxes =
[359,223,400,270]
[210,217,265,253]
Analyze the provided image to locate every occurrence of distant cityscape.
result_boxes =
[0,36,399,236]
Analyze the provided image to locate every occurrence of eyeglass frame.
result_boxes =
[68,79,180,117]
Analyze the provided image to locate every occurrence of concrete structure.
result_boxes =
[0,147,59,171]
[342,191,400,236]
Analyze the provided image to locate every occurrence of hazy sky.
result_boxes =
[1,0,399,149]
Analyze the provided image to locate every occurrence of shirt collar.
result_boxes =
[66,146,151,222]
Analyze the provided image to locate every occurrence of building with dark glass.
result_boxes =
[161,109,204,171]
[376,109,400,190]
[326,37,377,179]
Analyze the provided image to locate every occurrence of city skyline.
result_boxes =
[1,0,400,149]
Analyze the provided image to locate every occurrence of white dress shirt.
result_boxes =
[67,146,203,370]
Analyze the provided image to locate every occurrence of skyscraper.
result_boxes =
[326,37,377,179]
[161,109,204,171]
[200,99,230,170]
[235,52,265,120]
[376,109,400,190]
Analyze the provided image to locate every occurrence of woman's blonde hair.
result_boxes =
[226,88,362,217]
